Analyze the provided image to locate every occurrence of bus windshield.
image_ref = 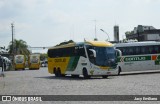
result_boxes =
[15,56,24,64]
[88,46,117,67]
[30,57,39,63]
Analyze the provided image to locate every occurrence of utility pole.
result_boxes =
[93,20,97,41]
[11,23,14,68]
[11,23,14,55]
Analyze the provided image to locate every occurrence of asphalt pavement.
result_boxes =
[0,67,160,104]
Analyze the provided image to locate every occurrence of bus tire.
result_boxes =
[102,75,108,78]
[57,68,62,77]
[54,68,58,77]
[71,75,79,78]
[118,67,121,75]
[61,74,65,77]
[83,68,90,79]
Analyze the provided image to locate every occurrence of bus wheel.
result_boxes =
[102,75,108,78]
[57,68,62,77]
[61,74,65,77]
[71,75,79,78]
[118,67,121,75]
[83,68,90,79]
[54,68,58,77]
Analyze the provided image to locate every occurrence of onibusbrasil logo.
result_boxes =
[1,96,42,101]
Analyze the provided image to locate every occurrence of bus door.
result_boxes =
[118,56,134,72]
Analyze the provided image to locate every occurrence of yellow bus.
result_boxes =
[14,55,25,70]
[48,40,120,78]
[28,54,40,70]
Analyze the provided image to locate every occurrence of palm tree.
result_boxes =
[8,39,31,55]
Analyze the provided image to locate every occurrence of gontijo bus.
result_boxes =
[115,41,160,75]
[28,54,40,70]
[14,55,25,70]
[48,40,120,78]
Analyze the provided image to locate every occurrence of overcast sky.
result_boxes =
[1,0,160,53]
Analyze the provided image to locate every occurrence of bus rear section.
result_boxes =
[48,40,120,78]
[28,54,40,70]
[14,55,25,70]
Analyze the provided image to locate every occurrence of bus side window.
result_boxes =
[158,45,160,53]
[122,47,126,56]
[74,47,78,56]
[71,47,76,56]
[77,46,86,58]
[57,49,61,57]
[159,45,160,53]
[62,47,74,57]
[48,50,51,57]
[125,47,129,55]
[128,47,134,55]
[141,46,146,54]
[48,50,55,58]
[61,48,65,57]
[135,46,140,55]
[148,46,153,54]
[154,46,159,54]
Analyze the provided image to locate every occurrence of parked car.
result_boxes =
[41,60,48,67]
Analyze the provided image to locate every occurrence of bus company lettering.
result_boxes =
[54,58,66,62]
[125,57,146,62]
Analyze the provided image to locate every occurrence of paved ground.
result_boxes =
[0,67,160,104]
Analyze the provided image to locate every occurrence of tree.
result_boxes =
[40,53,48,61]
[8,39,31,56]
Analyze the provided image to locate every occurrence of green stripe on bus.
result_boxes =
[66,57,74,71]
[70,56,80,71]
[118,56,151,62]
[157,55,160,60]
[67,56,80,71]
[155,60,160,65]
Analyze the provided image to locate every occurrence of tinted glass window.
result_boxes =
[116,45,160,56]
[135,47,140,55]
[48,46,86,58]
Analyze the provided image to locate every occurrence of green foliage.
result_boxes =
[56,40,74,46]
[40,53,48,61]
[8,39,31,56]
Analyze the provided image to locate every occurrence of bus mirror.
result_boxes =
[115,49,122,57]
[89,49,96,58]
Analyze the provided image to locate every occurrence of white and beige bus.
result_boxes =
[48,40,120,78]
[115,41,160,75]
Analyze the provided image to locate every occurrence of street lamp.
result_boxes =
[11,23,14,69]
[11,23,14,55]
[93,20,97,41]
[100,29,110,41]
